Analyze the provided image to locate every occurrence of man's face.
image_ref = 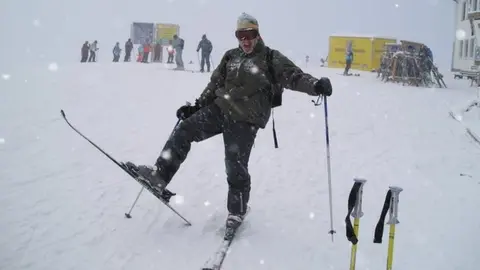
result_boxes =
[236,29,259,54]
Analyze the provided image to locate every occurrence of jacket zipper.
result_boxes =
[239,192,244,214]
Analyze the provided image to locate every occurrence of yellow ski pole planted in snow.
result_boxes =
[373,186,403,270]
[345,178,367,270]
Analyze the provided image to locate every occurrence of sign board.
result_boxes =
[156,24,180,45]
[131,22,155,44]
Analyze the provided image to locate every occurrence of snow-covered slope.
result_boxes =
[1,64,479,270]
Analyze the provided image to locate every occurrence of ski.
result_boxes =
[201,208,250,270]
[60,109,192,226]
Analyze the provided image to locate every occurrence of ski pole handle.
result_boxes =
[351,178,367,218]
[387,186,403,225]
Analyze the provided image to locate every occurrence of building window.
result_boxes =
[465,39,469,58]
[460,40,464,58]
[470,38,475,57]
[463,2,467,20]
[474,0,478,11]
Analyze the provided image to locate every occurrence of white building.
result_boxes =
[452,0,480,75]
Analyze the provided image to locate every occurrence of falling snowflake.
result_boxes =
[204,201,211,206]
[0,138,5,144]
[456,29,467,40]
[214,173,219,177]
[259,259,265,264]
[394,3,399,8]
[1,74,11,80]
[174,195,184,204]
[48,63,58,71]
[224,94,231,100]
[309,113,315,118]
[384,114,388,119]
[356,92,360,96]
[167,0,174,3]
[33,19,40,27]
[309,212,315,219]
[250,65,259,74]
[161,149,172,160]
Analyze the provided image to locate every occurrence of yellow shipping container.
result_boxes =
[328,35,397,71]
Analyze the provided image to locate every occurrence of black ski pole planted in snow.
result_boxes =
[311,95,336,241]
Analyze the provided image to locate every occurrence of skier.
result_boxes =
[344,49,353,75]
[197,34,213,72]
[172,34,185,69]
[124,38,133,62]
[127,13,332,231]
[112,42,122,62]
[88,40,98,62]
[80,41,89,62]
[167,40,175,63]
[154,42,163,62]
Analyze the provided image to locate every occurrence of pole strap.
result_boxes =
[373,190,392,244]
[345,182,361,244]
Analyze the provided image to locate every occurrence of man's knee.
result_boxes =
[225,158,250,191]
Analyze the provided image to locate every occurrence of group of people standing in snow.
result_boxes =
[79,34,213,72]
[80,40,99,62]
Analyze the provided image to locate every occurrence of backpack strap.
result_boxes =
[265,47,279,149]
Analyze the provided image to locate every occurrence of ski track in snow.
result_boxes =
[1,64,480,270]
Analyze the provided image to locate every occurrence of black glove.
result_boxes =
[314,77,332,96]
[176,104,200,120]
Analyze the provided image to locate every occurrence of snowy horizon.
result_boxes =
[1,0,454,69]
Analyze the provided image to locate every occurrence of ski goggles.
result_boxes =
[235,29,259,40]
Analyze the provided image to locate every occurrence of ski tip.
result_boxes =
[60,110,66,118]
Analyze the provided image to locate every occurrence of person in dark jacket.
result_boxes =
[112,42,121,62]
[197,34,213,72]
[81,41,89,62]
[124,39,133,62]
[127,13,332,231]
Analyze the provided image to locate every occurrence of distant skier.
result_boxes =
[344,49,353,75]
[112,42,121,62]
[127,13,332,233]
[172,34,185,69]
[167,40,174,63]
[88,40,98,62]
[197,34,213,72]
[154,42,163,62]
[81,41,89,62]
[124,38,133,62]
[142,42,151,63]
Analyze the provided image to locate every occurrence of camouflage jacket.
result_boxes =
[197,40,319,128]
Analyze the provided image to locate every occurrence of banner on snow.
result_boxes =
[130,22,155,44]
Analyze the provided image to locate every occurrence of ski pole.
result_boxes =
[197,51,201,70]
[386,186,402,270]
[373,186,403,270]
[345,178,367,270]
[323,96,335,241]
[311,95,335,241]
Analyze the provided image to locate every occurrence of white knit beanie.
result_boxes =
[237,12,259,31]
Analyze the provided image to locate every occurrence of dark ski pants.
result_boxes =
[200,52,211,72]
[155,103,258,215]
[124,51,131,62]
[88,51,96,62]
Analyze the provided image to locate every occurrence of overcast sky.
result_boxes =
[0,0,454,70]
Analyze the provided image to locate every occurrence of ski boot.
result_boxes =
[224,207,250,240]
[124,161,176,202]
